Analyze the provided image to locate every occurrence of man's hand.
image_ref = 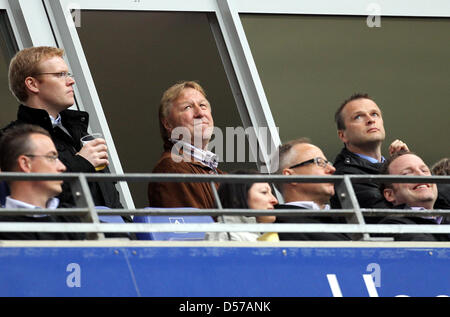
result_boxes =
[388,139,409,156]
[77,138,109,169]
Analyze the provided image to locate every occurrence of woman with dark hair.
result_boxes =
[206,170,278,241]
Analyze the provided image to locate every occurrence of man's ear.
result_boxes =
[282,168,298,186]
[17,155,32,173]
[24,76,39,94]
[162,118,172,134]
[282,168,292,176]
[383,188,395,203]
[337,129,346,143]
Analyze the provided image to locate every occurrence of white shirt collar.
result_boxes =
[409,206,443,224]
[49,114,72,137]
[49,114,62,128]
[285,201,330,210]
[409,206,426,210]
[5,196,60,217]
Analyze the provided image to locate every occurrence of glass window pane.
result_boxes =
[0,10,19,128]
[76,11,255,207]
[241,14,450,165]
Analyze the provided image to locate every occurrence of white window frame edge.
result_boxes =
[43,0,137,209]
[215,0,281,174]
[1,0,26,49]
[53,0,216,12]
[207,11,263,169]
[232,0,450,16]
[5,0,55,49]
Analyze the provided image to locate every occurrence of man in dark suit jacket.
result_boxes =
[330,93,409,209]
[2,46,122,210]
[0,124,85,240]
[274,138,350,241]
[378,151,449,241]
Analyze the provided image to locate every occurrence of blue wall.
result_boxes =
[0,246,449,297]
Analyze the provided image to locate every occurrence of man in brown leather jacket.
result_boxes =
[148,81,223,208]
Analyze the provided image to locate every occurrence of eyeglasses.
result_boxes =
[289,157,333,169]
[24,154,60,163]
[33,72,74,79]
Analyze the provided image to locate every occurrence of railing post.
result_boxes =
[336,176,370,241]
[210,181,222,210]
[69,174,105,240]
[209,180,233,240]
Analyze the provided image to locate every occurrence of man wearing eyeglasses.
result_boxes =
[0,124,85,240]
[274,138,350,241]
[2,46,122,210]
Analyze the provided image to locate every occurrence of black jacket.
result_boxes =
[434,183,450,210]
[330,147,392,209]
[376,205,450,241]
[1,105,123,209]
[274,204,351,241]
[0,215,86,240]
[331,147,450,211]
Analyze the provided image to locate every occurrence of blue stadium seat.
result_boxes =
[0,181,10,207]
[95,206,125,223]
[134,208,214,240]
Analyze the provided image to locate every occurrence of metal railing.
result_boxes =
[0,172,449,241]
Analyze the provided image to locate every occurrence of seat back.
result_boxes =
[134,208,213,240]
[95,206,125,223]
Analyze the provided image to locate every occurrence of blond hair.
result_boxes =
[158,80,207,142]
[9,46,64,103]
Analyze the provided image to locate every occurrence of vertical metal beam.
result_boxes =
[207,13,260,165]
[0,9,19,59]
[43,0,135,210]
[209,179,230,240]
[336,176,370,241]
[214,0,281,174]
[210,180,222,210]
[69,174,104,240]
[7,0,55,48]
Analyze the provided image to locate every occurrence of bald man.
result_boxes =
[274,138,350,241]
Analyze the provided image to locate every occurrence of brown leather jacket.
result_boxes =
[147,151,224,208]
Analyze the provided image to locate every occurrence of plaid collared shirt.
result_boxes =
[170,139,219,171]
